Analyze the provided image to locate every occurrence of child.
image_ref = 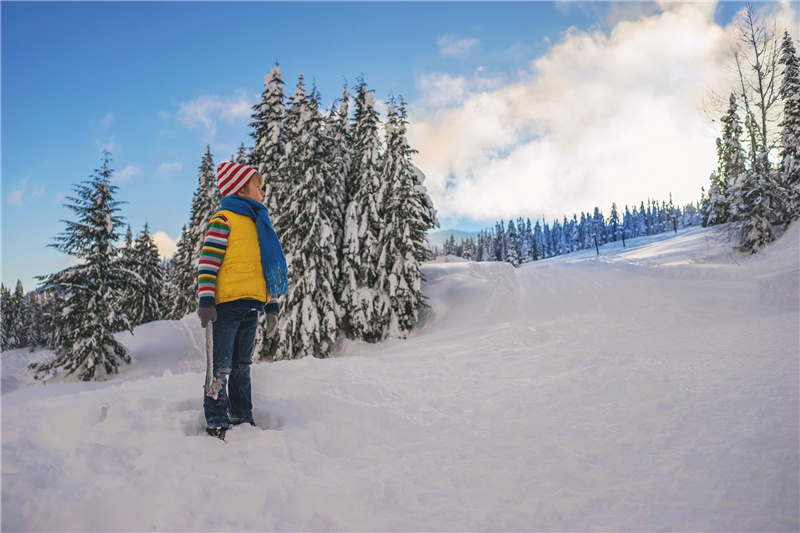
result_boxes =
[197,162,287,440]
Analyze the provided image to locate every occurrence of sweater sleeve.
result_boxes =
[197,214,229,308]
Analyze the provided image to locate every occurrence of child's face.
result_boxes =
[237,178,265,204]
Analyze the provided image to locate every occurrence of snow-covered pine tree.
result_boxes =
[325,85,352,257]
[778,30,800,222]
[9,280,27,348]
[571,215,580,251]
[542,219,553,258]
[23,289,45,350]
[117,225,144,325]
[505,220,520,266]
[165,147,220,319]
[480,231,494,262]
[0,283,11,351]
[234,143,248,165]
[462,238,474,260]
[127,223,163,326]
[378,98,439,338]
[248,64,287,223]
[340,78,387,342]
[31,152,132,381]
[270,83,340,360]
[532,220,544,260]
[1,281,24,350]
[728,146,784,253]
[729,124,786,253]
[709,93,746,225]
[163,225,192,319]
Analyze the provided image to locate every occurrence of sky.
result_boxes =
[2,0,798,291]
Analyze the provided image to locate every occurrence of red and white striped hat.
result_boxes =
[217,162,257,197]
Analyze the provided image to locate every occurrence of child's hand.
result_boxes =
[198,307,217,328]
[266,312,278,339]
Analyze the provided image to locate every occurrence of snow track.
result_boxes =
[2,225,798,531]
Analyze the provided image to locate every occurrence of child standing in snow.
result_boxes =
[197,162,287,440]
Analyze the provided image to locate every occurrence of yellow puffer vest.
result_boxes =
[215,210,269,305]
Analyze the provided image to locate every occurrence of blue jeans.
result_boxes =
[204,306,260,428]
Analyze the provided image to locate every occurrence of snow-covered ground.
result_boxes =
[2,224,798,532]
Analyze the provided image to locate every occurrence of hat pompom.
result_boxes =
[217,162,256,197]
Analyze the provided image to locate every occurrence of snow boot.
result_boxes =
[230,417,256,427]
[206,427,227,440]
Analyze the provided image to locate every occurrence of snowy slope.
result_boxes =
[2,225,798,532]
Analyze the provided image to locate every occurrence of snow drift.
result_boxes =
[2,225,798,532]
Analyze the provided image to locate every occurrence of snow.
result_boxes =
[2,224,798,532]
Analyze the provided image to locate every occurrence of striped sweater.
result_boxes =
[197,214,230,308]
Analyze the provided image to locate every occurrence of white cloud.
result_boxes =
[6,177,45,206]
[437,34,480,57]
[176,89,254,138]
[156,162,182,177]
[407,3,763,224]
[100,112,115,129]
[114,165,141,183]
[151,231,177,259]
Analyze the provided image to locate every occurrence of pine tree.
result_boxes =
[325,85,352,258]
[31,152,132,381]
[340,78,386,342]
[709,93,746,225]
[378,98,440,338]
[248,64,287,223]
[234,143,248,165]
[505,220,520,266]
[270,84,340,360]
[728,148,784,253]
[165,147,220,319]
[462,238,474,260]
[480,231,494,262]
[23,289,45,349]
[0,283,11,351]
[117,225,143,324]
[778,30,800,222]
[1,281,24,350]
[9,280,27,348]
[128,223,164,326]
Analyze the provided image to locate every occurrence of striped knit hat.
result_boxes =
[217,162,257,197]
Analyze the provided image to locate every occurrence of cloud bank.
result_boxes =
[407,3,794,225]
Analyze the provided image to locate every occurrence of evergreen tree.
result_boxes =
[778,30,800,222]
[542,219,552,258]
[462,238,474,260]
[728,148,784,253]
[117,225,143,324]
[248,64,287,219]
[377,98,438,338]
[505,219,520,266]
[31,152,132,381]
[1,281,24,350]
[532,221,544,260]
[480,231,494,262]
[165,147,220,319]
[0,283,11,351]
[233,143,248,165]
[325,85,352,257]
[23,289,45,349]
[271,83,340,360]
[711,93,746,224]
[128,223,163,326]
[10,280,27,348]
[340,78,386,342]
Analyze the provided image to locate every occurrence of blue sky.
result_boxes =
[2,1,797,291]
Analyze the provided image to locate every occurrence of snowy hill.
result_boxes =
[2,225,798,532]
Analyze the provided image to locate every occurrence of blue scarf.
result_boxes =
[220,195,288,297]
